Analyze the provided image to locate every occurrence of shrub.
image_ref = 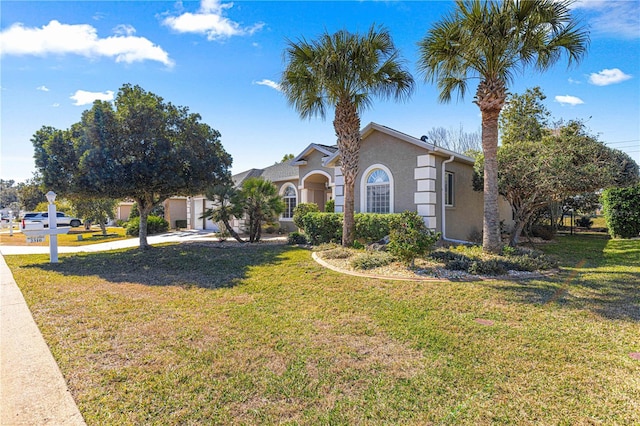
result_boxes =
[287,232,308,245]
[300,212,343,245]
[325,199,335,213]
[576,215,593,229]
[125,215,169,236]
[468,259,507,276]
[446,258,471,271]
[388,211,440,266]
[354,213,396,244]
[351,251,394,270]
[321,247,353,259]
[602,184,640,238]
[293,203,320,231]
[264,222,280,234]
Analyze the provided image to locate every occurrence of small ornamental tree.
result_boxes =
[388,211,440,267]
[601,184,640,238]
[71,198,117,235]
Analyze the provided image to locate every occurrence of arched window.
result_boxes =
[281,184,297,219]
[365,168,391,213]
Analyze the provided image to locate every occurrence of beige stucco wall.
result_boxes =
[355,130,426,213]
[164,198,188,229]
[442,160,484,241]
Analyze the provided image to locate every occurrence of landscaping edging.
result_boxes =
[311,251,557,282]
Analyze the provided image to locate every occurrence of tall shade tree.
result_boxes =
[33,84,232,249]
[417,0,589,253]
[281,25,414,246]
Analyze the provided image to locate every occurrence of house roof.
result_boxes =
[290,143,338,166]
[231,161,298,187]
[323,122,475,166]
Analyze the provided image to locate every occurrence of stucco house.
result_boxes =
[185,122,514,243]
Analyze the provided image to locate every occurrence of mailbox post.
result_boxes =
[23,191,69,263]
[46,191,59,263]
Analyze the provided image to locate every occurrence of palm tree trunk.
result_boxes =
[481,108,502,253]
[221,217,245,243]
[477,79,506,254]
[334,98,361,247]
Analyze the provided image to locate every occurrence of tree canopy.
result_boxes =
[33,84,232,249]
[475,87,638,245]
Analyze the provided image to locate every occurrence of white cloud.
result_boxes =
[254,79,281,91]
[163,0,264,41]
[52,103,60,108]
[37,85,49,92]
[70,90,114,106]
[113,24,136,37]
[568,77,581,85]
[572,1,639,39]
[0,20,174,67]
[555,95,585,106]
[588,68,632,86]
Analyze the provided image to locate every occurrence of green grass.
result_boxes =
[0,226,130,247]
[5,235,640,425]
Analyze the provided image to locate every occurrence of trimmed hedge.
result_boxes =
[602,184,640,238]
[298,212,405,245]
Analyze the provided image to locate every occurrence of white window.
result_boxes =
[365,168,390,213]
[282,185,297,219]
[445,171,454,206]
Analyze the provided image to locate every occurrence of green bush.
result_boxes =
[325,199,335,213]
[300,212,343,245]
[468,259,507,276]
[175,219,187,229]
[263,222,280,234]
[388,211,440,266]
[351,251,394,270]
[293,203,320,231]
[125,215,169,236]
[354,213,396,243]
[602,184,640,238]
[287,232,308,245]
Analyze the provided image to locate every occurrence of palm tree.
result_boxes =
[417,0,588,253]
[237,178,284,243]
[281,25,414,246]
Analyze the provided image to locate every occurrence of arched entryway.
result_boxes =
[300,171,333,212]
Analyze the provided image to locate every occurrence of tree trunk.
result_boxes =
[99,221,107,236]
[333,98,361,247]
[222,218,245,243]
[136,196,155,250]
[477,79,506,254]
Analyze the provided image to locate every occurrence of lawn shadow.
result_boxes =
[25,241,293,289]
[493,235,640,321]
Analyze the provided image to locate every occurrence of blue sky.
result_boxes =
[2,0,639,183]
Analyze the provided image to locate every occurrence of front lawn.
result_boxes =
[0,226,130,247]
[5,234,639,424]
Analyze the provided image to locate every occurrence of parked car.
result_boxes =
[20,212,82,229]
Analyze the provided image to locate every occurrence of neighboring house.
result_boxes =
[186,122,514,242]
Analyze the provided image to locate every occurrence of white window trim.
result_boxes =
[360,164,394,214]
[280,183,298,221]
[445,171,454,207]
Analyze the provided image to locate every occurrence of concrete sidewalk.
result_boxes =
[0,230,216,425]
[1,254,85,425]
